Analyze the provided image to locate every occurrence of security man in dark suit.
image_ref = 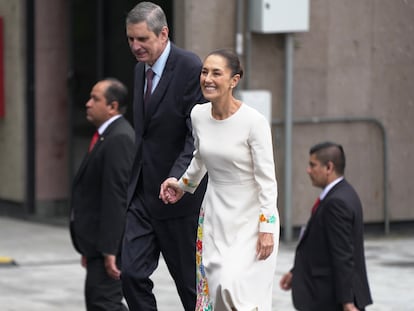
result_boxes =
[280,142,372,311]
[120,2,207,311]
[70,78,135,310]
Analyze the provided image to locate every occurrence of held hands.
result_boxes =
[159,177,184,204]
[256,232,274,260]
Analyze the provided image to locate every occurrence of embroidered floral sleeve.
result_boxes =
[179,176,200,193]
[259,213,278,232]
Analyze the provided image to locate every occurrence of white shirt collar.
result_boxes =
[145,40,171,78]
[319,176,344,200]
[97,115,122,135]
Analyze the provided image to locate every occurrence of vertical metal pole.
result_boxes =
[284,33,294,242]
[383,129,389,235]
[26,0,36,215]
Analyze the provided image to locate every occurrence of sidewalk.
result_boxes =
[0,216,413,310]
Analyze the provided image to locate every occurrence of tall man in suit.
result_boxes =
[70,78,135,311]
[280,142,372,311]
[121,2,207,310]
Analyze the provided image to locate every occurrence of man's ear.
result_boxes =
[160,26,169,42]
[109,101,119,113]
[326,161,335,173]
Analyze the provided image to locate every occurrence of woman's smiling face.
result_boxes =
[200,54,237,102]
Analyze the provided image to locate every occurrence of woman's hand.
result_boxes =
[256,232,274,260]
[159,177,184,204]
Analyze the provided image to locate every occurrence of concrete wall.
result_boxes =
[0,0,25,202]
[34,0,69,215]
[175,0,236,59]
[289,0,414,225]
[0,0,69,216]
[177,0,414,226]
[0,0,413,224]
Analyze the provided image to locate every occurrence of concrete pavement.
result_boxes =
[0,216,413,310]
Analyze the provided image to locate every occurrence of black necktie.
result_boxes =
[144,68,155,105]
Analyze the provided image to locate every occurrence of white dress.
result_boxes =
[179,102,279,311]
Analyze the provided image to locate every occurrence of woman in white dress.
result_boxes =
[160,49,279,311]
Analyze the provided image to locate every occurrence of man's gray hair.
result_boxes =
[126,2,168,36]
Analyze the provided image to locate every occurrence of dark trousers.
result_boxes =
[85,256,128,311]
[121,195,198,311]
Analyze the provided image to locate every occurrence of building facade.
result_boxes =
[0,0,413,237]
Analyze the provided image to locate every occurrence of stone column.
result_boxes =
[35,0,69,216]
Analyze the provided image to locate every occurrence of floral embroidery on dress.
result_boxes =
[182,177,198,189]
[195,206,213,311]
[259,213,277,224]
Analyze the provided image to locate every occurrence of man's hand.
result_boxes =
[279,271,293,291]
[343,303,359,311]
[104,254,121,280]
[81,255,87,268]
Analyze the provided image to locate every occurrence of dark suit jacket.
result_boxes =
[292,179,373,311]
[128,43,206,219]
[70,117,135,258]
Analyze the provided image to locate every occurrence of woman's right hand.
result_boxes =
[159,177,184,204]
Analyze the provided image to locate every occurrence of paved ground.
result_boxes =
[0,216,413,310]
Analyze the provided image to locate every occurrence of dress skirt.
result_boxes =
[196,180,279,311]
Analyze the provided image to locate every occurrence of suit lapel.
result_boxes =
[73,118,122,185]
[134,64,146,134]
[144,45,177,124]
[297,180,346,246]
[297,199,324,246]
[73,133,104,184]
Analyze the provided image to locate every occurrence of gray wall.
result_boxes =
[176,0,414,225]
[34,0,69,215]
[0,0,69,216]
[0,0,413,226]
[0,0,25,202]
[287,0,414,224]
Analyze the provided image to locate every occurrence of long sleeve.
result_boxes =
[98,131,135,254]
[324,197,356,303]
[178,125,207,193]
[248,116,279,233]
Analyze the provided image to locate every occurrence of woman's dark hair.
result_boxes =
[207,48,244,78]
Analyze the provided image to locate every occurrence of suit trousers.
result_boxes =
[121,195,198,311]
[85,256,128,311]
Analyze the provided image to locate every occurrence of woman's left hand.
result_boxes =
[256,232,274,260]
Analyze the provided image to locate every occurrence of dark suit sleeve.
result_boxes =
[97,133,135,255]
[323,198,355,304]
[168,60,205,178]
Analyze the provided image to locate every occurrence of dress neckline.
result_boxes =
[209,102,244,122]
